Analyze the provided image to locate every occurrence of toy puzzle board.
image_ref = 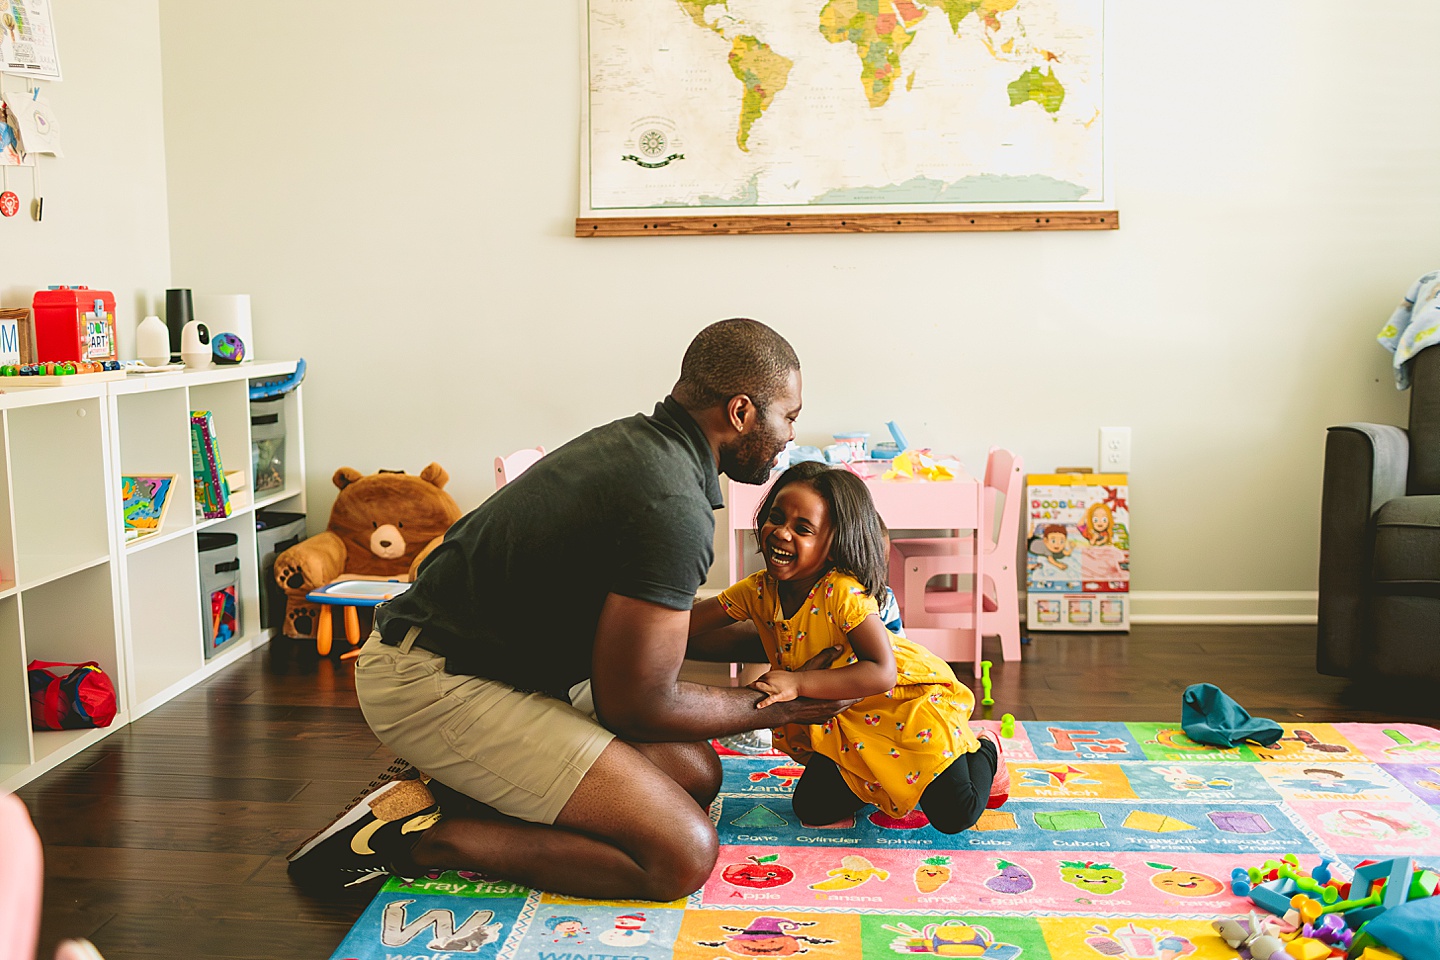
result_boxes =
[328,721,1440,960]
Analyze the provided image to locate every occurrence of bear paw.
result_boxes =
[286,603,319,640]
[276,559,309,591]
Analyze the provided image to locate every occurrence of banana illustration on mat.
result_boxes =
[809,854,890,890]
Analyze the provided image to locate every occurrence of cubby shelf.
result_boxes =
[31,726,111,766]
[125,525,196,554]
[195,514,234,533]
[0,360,307,793]
[254,486,305,512]
[17,555,112,592]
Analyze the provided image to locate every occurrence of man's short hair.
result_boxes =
[672,318,799,411]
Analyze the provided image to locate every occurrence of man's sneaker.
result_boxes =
[287,778,441,889]
[977,729,1010,809]
[718,729,774,755]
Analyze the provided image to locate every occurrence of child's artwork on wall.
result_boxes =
[121,474,175,542]
[6,92,61,156]
[0,100,31,165]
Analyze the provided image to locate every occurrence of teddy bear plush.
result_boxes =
[275,463,461,640]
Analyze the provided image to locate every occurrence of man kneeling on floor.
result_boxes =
[288,318,856,902]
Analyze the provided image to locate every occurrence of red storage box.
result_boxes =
[31,286,118,363]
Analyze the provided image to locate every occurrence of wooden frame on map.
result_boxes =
[577,210,1116,236]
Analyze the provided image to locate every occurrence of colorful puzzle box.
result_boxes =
[1025,473,1129,631]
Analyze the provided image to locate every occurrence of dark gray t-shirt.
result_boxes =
[377,396,723,699]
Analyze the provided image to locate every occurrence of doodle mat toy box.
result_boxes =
[1026,473,1129,631]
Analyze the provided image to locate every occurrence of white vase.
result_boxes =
[136,315,170,366]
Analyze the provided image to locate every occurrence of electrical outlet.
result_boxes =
[1099,426,1131,473]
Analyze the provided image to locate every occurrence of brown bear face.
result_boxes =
[369,523,406,560]
[329,463,462,575]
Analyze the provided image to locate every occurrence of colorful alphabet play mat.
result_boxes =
[328,721,1440,960]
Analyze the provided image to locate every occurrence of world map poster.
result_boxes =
[582,0,1107,220]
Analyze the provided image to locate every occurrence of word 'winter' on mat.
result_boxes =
[328,720,1440,960]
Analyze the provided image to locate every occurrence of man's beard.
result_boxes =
[721,429,779,484]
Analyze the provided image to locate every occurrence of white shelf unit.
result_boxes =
[0,362,306,793]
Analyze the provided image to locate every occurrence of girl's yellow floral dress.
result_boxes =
[718,569,981,817]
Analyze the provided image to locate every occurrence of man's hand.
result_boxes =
[591,594,852,741]
[768,693,861,725]
[796,645,845,672]
[749,670,801,708]
[759,644,860,724]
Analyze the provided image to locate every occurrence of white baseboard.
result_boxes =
[701,585,1318,625]
[1020,590,1318,625]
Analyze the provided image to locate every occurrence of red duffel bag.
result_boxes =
[27,660,117,730]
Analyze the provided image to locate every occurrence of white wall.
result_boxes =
[0,0,171,361]
[157,2,1440,607]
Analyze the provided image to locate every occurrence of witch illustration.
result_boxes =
[696,916,834,957]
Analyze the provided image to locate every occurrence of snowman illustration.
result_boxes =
[599,913,652,947]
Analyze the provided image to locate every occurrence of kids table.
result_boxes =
[306,578,413,657]
[725,467,985,677]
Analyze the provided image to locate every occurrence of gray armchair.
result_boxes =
[1319,346,1440,682]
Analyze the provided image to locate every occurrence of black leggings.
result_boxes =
[790,739,997,835]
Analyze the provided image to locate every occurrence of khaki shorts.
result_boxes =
[354,628,614,825]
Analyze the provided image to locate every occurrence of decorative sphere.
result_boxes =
[212,332,246,364]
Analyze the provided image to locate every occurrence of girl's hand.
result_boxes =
[749,670,802,708]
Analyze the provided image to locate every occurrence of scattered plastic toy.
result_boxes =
[1212,913,1293,959]
[1224,856,1440,960]
[1301,913,1353,951]
[1231,856,1345,914]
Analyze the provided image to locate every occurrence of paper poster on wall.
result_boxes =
[1,0,62,82]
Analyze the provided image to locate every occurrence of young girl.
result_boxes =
[690,462,1008,833]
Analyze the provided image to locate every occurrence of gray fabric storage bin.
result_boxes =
[198,532,241,658]
[256,510,307,632]
[251,398,287,494]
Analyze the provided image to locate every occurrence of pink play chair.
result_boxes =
[888,447,1024,665]
[494,447,546,488]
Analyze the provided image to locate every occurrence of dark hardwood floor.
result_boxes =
[16,625,1439,960]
